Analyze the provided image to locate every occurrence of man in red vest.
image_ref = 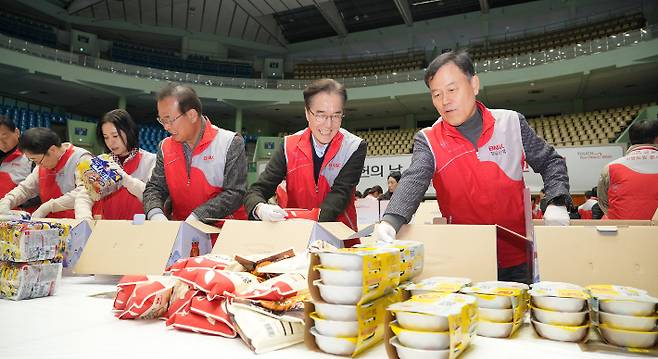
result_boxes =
[597,117,658,219]
[0,127,93,219]
[0,116,31,200]
[143,83,248,223]
[375,51,571,283]
[244,79,367,232]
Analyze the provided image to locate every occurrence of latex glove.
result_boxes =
[150,213,168,221]
[374,221,396,243]
[256,203,287,222]
[32,199,56,219]
[185,212,199,223]
[543,205,570,226]
[0,199,11,214]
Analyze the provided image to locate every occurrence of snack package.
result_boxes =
[237,272,308,301]
[284,208,320,221]
[115,275,177,320]
[0,261,62,300]
[166,254,245,274]
[167,297,237,337]
[77,154,123,201]
[228,301,305,353]
[461,281,529,338]
[172,267,260,300]
[0,221,68,262]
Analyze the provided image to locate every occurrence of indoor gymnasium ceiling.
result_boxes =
[42,0,539,45]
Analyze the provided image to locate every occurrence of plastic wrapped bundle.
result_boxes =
[0,261,62,300]
[0,221,70,263]
[77,154,123,201]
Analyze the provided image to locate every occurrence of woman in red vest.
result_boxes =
[244,79,367,233]
[0,127,93,219]
[0,116,32,201]
[93,109,156,220]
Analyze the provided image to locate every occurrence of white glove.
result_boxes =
[0,199,11,214]
[185,213,199,223]
[543,205,570,226]
[374,221,397,243]
[255,203,287,222]
[150,213,168,221]
[107,160,146,199]
[32,199,55,219]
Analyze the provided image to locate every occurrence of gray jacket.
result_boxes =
[143,123,247,222]
[383,111,570,231]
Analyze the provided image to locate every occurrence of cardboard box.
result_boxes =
[40,218,94,268]
[212,220,356,257]
[393,224,509,283]
[534,225,658,296]
[74,220,219,275]
[409,200,442,225]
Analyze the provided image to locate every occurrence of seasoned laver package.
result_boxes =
[77,154,123,201]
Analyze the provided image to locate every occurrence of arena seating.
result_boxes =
[0,11,57,48]
[293,51,425,80]
[110,42,253,78]
[469,13,645,61]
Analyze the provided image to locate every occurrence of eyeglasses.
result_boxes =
[28,154,46,166]
[308,109,344,123]
[156,111,186,127]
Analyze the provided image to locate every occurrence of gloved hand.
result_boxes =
[255,203,287,222]
[31,199,54,219]
[374,221,396,243]
[106,157,146,198]
[185,212,199,223]
[0,199,11,214]
[543,205,570,226]
[150,213,168,221]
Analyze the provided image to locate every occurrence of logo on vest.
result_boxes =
[326,162,342,169]
[203,155,215,161]
[488,144,506,156]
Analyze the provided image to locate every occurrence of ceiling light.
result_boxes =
[412,0,443,5]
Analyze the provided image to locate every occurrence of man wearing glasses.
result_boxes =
[143,83,248,223]
[245,79,367,234]
[0,127,93,219]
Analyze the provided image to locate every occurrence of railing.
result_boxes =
[0,24,654,90]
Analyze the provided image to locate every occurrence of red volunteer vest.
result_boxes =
[422,102,528,268]
[284,128,362,232]
[38,144,90,218]
[162,120,247,221]
[94,150,156,220]
[0,147,31,199]
[607,146,658,220]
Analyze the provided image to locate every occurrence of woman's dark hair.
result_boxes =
[19,127,61,154]
[369,185,384,195]
[388,171,402,183]
[97,109,140,153]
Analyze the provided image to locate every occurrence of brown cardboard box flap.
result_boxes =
[533,219,655,226]
[396,224,499,283]
[74,220,182,275]
[185,220,222,234]
[535,226,658,296]
[213,220,317,256]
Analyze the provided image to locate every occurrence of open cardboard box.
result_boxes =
[39,218,94,268]
[212,219,356,257]
[533,206,658,226]
[534,225,658,296]
[74,220,219,275]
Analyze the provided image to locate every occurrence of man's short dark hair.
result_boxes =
[628,118,658,145]
[303,79,347,109]
[0,115,16,132]
[584,190,592,199]
[19,127,61,154]
[97,109,140,153]
[424,50,475,88]
[157,83,203,117]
